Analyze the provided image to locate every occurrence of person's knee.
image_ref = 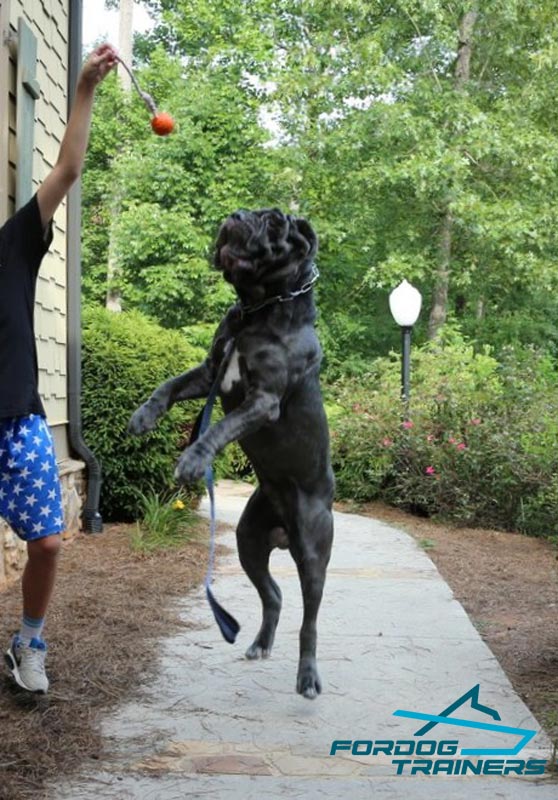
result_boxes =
[28,534,62,561]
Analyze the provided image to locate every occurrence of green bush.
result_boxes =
[517,478,558,539]
[82,306,206,521]
[329,328,558,534]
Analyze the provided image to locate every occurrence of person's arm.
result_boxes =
[36,43,117,229]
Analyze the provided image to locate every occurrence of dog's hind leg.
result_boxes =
[236,488,284,660]
[289,495,334,700]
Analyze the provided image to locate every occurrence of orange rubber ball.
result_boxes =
[151,112,175,136]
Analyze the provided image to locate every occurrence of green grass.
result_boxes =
[419,538,436,551]
[131,489,197,552]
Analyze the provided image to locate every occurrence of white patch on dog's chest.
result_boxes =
[221,348,241,393]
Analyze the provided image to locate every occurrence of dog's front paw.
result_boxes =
[174,445,209,485]
[296,659,322,700]
[128,401,162,435]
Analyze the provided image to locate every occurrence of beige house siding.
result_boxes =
[1,0,87,590]
[10,0,69,426]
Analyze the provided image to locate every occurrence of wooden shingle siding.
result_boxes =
[0,1,10,220]
[10,0,70,425]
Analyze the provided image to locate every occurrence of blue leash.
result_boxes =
[196,341,240,644]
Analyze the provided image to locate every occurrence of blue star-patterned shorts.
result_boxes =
[0,414,65,541]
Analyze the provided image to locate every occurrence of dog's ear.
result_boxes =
[289,216,318,261]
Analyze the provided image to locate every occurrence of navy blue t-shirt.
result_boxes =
[0,195,53,419]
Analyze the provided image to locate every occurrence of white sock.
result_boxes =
[19,614,45,645]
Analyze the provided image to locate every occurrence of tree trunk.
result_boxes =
[428,208,452,339]
[105,0,134,312]
[427,8,478,339]
[117,0,134,93]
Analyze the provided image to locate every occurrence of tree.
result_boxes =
[84,0,558,365]
[106,0,135,313]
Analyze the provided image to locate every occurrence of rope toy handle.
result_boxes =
[115,54,175,136]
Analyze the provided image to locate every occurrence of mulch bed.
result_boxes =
[340,500,558,743]
[0,522,208,800]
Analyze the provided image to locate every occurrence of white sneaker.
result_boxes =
[5,635,49,693]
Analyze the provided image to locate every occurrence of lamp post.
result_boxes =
[389,280,422,417]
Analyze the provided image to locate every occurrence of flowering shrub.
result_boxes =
[329,329,558,535]
[132,490,195,552]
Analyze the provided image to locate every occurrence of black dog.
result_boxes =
[128,208,334,699]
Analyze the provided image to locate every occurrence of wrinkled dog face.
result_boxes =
[214,208,317,301]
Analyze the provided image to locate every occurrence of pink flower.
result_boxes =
[425,466,436,475]
[402,420,414,429]
[448,437,456,444]
[470,418,481,426]
[382,438,393,447]
[456,442,467,450]
[426,434,435,442]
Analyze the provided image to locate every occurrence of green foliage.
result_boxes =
[517,479,558,539]
[81,306,205,521]
[213,437,254,483]
[82,48,274,329]
[131,489,197,552]
[330,331,558,534]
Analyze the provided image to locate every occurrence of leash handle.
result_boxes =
[194,340,240,644]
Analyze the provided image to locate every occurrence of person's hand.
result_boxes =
[78,43,118,89]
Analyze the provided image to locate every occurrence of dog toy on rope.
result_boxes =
[115,55,175,136]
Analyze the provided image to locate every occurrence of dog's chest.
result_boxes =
[221,347,242,393]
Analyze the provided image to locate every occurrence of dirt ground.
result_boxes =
[1,502,557,799]
[339,500,558,744]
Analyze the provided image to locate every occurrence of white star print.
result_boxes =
[1,417,64,541]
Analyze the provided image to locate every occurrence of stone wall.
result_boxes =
[0,459,85,592]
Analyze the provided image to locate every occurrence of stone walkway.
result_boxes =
[53,481,557,799]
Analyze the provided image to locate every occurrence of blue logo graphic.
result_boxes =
[330,684,551,777]
[392,683,537,756]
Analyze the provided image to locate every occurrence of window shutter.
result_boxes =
[16,17,40,210]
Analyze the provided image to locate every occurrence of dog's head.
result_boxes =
[213,208,318,302]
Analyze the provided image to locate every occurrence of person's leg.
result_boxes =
[3,415,65,692]
[23,534,62,618]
